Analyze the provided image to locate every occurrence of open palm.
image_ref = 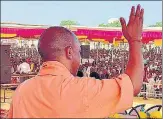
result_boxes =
[120,4,144,43]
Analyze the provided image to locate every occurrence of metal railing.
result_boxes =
[139,82,162,99]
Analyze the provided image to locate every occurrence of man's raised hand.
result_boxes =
[120,4,144,43]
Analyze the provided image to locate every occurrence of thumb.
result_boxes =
[120,17,127,35]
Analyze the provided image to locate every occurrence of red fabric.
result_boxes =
[17,28,45,38]
[76,29,122,40]
[1,27,45,39]
[103,69,108,75]
[26,58,31,63]
[142,31,162,39]
[1,28,19,34]
[1,27,162,42]
[11,77,17,84]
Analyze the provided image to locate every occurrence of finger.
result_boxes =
[135,4,141,17]
[129,6,135,23]
[120,17,127,34]
[140,8,144,21]
[139,9,144,27]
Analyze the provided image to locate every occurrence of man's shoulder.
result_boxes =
[17,77,36,91]
[74,76,101,84]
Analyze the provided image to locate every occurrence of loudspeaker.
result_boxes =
[0,66,11,84]
[0,45,11,84]
[0,45,11,66]
[81,45,90,59]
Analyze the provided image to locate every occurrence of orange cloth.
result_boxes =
[8,61,133,118]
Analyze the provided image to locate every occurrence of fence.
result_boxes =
[139,82,162,99]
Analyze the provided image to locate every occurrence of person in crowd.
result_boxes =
[17,58,31,74]
[86,65,91,77]
[30,61,35,72]
[77,71,84,77]
[143,63,148,99]
[16,58,31,83]
[90,72,101,79]
[147,73,156,97]
[35,63,40,73]
[82,66,87,77]
[11,65,15,74]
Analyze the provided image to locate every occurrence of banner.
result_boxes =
[1,27,162,42]
[154,39,162,46]
[0,33,17,39]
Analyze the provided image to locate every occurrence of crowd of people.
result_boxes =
[78,44,162,98]
[10,43,162,98]
[10,44,41,74]
[10,43,162,79]
[79,45,162,80]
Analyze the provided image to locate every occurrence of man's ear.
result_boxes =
[65,46,73,60]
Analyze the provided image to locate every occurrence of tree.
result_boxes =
[107,20,121,27]
[98,20,121,27]
[98,23,108,27]
[149,22,162,27]
[60,20,79,26]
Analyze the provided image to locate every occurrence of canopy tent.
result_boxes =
[1,33,17,39]
[1,27,45,39]
[1,26,162,45]
[74,29,162,44]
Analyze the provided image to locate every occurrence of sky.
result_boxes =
[1,1,162,27]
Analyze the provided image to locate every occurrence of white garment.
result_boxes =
[156,80,162,89]
[11,66,15,74]
[150,65,157,70]
[86,66,91,77]
[83,67,87,77]
[148,77,155,85]
[89,58,94,63]
[106,56,110,60]
[17,62,31,74]
[147,77,155,97]
[81,59,88,64]
[101,57,104,61]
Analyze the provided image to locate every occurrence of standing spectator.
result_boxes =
[143,64,148,99]
[11,65,15,74]
[17,58,31,74]
[90,72,100,80]
[86,65,91,77]
[17,58,31,83]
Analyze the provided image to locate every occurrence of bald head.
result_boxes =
[38,26,81,76]
[38,26,76,60]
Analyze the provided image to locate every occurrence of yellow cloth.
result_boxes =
[77,35,87,39]
[1,33,17,38]
[30,63,34,72]
[138,112,148,118]
[154,39,162,46]
[149,111,162,118]
[109,114,123,118]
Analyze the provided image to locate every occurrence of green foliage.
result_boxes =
[149,22,162,27]
[98,20,121,27]
[60,20,79,26]
[99,23,108,27]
